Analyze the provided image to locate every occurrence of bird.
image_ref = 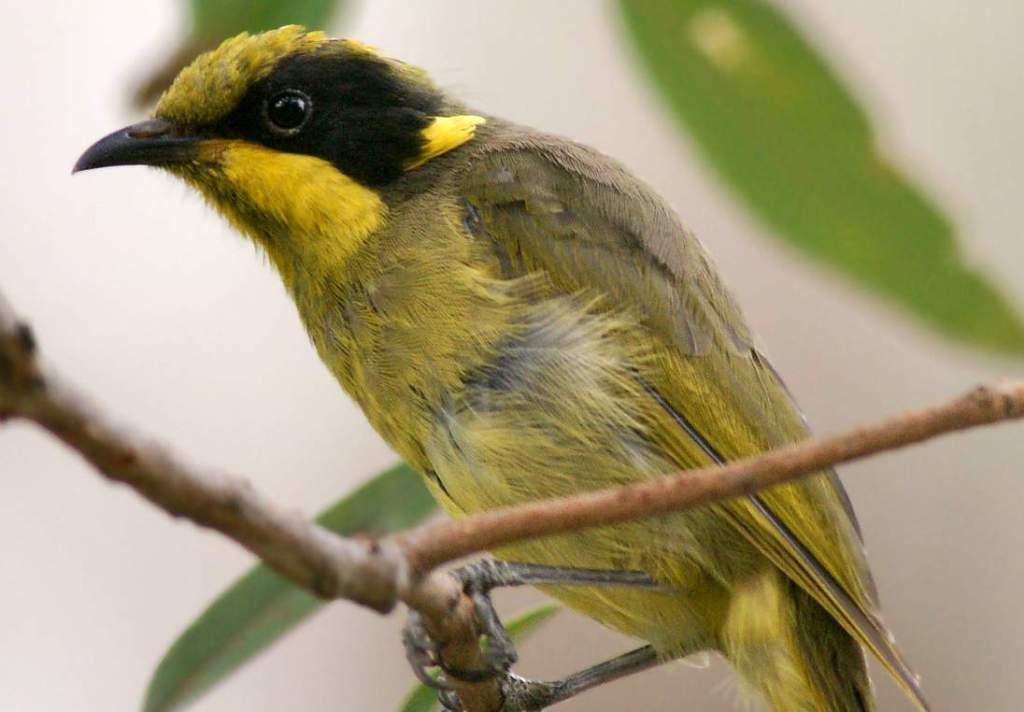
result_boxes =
[75,26,927,712]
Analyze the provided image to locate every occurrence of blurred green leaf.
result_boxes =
[190,0,341,40]
[142,463,436,712]
[397,604,561,712]
[619,0,1024,355]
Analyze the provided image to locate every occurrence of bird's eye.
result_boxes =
[265,90,312,135]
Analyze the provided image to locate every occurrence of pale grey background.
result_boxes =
[1,1,1022,710]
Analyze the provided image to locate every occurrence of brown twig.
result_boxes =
[2,286,1023,712]
[401,379,1024,572]
[0,290,502,709]
[0,292,403,612]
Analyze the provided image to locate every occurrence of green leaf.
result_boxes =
[143,463,436,712]
[190,0,342,40]
[397,604,561,712]
[619,0,1024,355]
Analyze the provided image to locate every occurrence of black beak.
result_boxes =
[73,119,200,173]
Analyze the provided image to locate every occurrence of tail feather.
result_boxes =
[790,579,875,712]
[722,570,874,712]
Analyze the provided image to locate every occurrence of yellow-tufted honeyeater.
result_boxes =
[76,26,928,712]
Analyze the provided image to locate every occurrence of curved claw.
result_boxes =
[402,610,455,691]
[437,688,465,712]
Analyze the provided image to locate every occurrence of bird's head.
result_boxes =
[75,25,484,280]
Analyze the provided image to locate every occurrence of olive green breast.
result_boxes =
[291,173,529,473]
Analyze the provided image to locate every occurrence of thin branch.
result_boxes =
[2,285,1023,712]
[0,293,403,612]
[0,290,502,709]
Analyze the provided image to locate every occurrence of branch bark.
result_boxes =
[2,287,1022,712]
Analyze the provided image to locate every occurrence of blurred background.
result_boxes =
[1,1,1022,710]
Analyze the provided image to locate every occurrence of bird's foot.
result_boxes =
[401,564,520,691]
[433,673,563,712]
[435,646,661,711]
[403,560,664,709]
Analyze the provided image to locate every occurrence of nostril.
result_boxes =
[127,119,173,139]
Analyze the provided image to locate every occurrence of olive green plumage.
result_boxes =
[75,26,928,712]
[327,125,913,711]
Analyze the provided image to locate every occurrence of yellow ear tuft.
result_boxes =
[406,115,486,170]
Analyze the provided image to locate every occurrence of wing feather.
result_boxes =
[462,131,927,710]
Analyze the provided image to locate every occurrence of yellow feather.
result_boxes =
[187,140,386,290]
[156,26,328,127]
[405,116,487,170]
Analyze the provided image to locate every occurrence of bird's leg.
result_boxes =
[402,559,665,700]
[437,646,662,712]
[454,559,662,591]
[499,645,660,711]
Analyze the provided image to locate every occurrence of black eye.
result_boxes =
[265,90,311,135]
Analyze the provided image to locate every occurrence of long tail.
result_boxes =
[721,570,874,712]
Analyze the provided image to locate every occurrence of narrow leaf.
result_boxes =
[190,0,342,40]
[398,604,561,712]
[619,0,1024,355]
[143,463,436,712]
